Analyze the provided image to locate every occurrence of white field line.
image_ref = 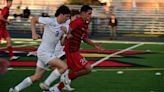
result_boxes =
[91,43,144,68]
[92,40,164,45]
[7,67,164,71]
[93,68,164,71]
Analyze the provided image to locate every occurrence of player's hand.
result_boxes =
[32,33,40,40]
[61,26,67,34]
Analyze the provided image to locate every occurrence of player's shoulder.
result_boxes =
[1,7,9,12]
[71,17,83,25]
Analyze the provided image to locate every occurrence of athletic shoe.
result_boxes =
[9,88,18,92]
[63,86,75,91]
[40,83,49,90]
[60,72,74,91]
[27,51,37,56]
[43,86,60,92]
[9,56,19,61]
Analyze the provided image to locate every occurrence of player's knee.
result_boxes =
[85,65,92,74]
[30,74,42,82]
[61,65,68,73]
[86,68,92,74]
[59,64,68,74]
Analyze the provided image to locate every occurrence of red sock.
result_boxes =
[68,72,77,80]
[7,46,14,58]
[57,72,77,91]
[57,82,64,91]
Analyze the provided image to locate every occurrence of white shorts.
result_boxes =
[36,59,50,70]
[55,50,65,58]
[36,50,57,70]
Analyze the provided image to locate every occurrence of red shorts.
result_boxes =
[66,51,89,72]
[0,28,10,40]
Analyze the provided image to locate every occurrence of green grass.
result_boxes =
[0,39,164,92]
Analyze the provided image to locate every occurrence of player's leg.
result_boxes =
[57,52,91,91]
[40,55,67,90]
[49,65,91,92]
[4,31,19,60]
[9,66,46,92]
[113,26,117,39]
[43,58,67,86]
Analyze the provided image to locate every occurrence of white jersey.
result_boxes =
[37,17,68,63]
[55,20,70,58]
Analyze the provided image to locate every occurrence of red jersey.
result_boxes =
[65,17,89,53]
[0,7,9,28]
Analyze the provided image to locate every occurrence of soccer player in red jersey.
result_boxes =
[0,0,19,60]
[48,5,102,92]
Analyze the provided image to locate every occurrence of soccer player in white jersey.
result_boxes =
[9,5,71,92]
[39,9,80,91]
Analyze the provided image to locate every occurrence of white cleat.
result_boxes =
[63,86,75,91]
[27,51,37,56]
[60,70,75,91]
[39,83,49,90]
[9,88,18,92]
[9,56,19,61]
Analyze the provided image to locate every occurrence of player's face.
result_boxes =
[61,14,70,23]
[84,10,92,21]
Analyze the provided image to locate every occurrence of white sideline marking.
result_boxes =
[93,40,164,45]
[91,43,144,68]
[7,67,164,71]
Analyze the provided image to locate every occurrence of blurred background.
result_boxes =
[1,0,164,92]
[0,0,164,41]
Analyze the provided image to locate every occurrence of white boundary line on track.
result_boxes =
[92,40,164,45]
[91,43,144,68]
[7,67,164,71]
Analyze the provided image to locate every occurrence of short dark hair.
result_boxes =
[55,5,70,17]
[70,9,80,17]
[80,5,92,12]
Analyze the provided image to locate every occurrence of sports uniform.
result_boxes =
[0,7,10,41]
[54,20,70,59]
[64,17,89,72]
[36,17,69,70]
[0,3,19,60]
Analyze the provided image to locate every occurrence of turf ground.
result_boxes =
[0,39,164,92]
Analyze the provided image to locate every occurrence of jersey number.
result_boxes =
[80,58,87,65]
[55,31,59,37]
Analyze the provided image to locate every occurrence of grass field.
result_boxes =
[0,39,164,92]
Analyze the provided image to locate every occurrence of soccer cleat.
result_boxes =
[63,86,75,91]
[9,56,19,61]
[27,51,37,56]
[39,83,49,90]
[9,88,18,92]
[60,71,74,91]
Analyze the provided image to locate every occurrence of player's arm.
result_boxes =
[31,16,40,40]
[60,26,68,46]
[83,38,102,50]
[0,15,11,24]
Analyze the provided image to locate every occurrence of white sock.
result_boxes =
[44,69,61,86]
[15,77,33,91]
